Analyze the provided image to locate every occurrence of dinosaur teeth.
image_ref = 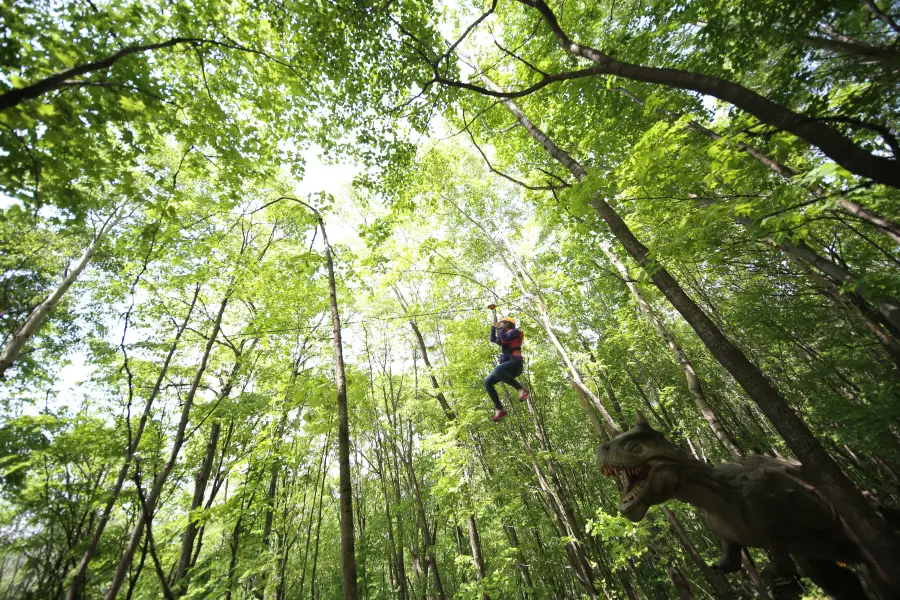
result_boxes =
[622,480,647,504]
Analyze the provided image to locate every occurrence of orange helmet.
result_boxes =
[498,316,516,326]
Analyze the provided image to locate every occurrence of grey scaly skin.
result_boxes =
[596,413,885,599]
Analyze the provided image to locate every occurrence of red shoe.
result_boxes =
[491,409,508,421]
[518,388,530,402]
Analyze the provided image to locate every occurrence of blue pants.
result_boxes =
[485,359,523,409]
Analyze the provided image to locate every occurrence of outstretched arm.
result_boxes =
[488,304,500,344]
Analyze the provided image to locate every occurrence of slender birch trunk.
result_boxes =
[309,205,359,600]
[1,206,124,378]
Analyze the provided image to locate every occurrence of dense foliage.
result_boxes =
[1,0,899,598]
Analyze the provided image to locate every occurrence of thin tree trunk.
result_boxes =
[393,294,491,595]
[516,393,599,599]
[104,289,230,600]
[395,289,456,420]
[309,489,328,600]
[66,284,199,600]
[375,427,407,600]
[787,252,900,368]
[467,515,487,588]
[305,203,359,600]
[171,421,221,594]
[300,430,332,600]
[225,511,245,600]
[124,534,148,600]
[503,524,534,592]
[601,242,743,457]
[400,447,446,600]
[1,206,124,378]
[664,508,735,599]
[484,72,900,592]
[172,342,252,593]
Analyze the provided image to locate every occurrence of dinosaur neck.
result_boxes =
[670,458,738,516]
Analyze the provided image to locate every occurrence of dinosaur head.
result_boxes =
[597,412,685,522]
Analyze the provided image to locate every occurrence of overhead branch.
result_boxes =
[492,37,548,76]
[862,0,900,34]
[513,0,900,188]
[1,36,302,112]
[464,119,569,191]
[430,65,606,100]
[438,0,498,69]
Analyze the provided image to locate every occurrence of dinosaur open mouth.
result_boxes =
[602,462,652,502]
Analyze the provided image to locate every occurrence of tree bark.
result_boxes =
[484,73,900,592]
[0,38,214,111]
[1,206,124,378]
[171,421,220,595]
[786,251,900,368]
[800,32,900,67]
[395,289,456,419]
[172,341,253,593]
[664,508,736,599]
[467,515,487,588]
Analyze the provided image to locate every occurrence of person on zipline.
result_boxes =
[485,314,529,421]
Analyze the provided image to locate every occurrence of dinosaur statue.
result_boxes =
[596,412,897,600]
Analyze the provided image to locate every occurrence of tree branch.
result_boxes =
[862,0,900,34]
[1,36,301,112]
[513,0,900,187]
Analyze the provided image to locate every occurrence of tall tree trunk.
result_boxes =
[518,395,600,599]
[172,340,253,594]
[375,426,407,600]
[787,252,900,368]
[400,445,446,600]
[467,515,487,589]
[395,289,456,420]
[482,73,900,592]
[1,206,124,378]
[299,430,331,600]
[66,284,199,600]
[394,293,491,594]
[225,512,244,600]
[664,509,735,599]
[503,524,534,592]
[104,289,230,600]
[313,208,358,600]
[171,421,221,595]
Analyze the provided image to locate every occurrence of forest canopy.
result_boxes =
[1,0,899,599]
